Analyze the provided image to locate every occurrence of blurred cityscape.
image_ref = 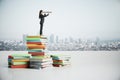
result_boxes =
[0,34,120,51]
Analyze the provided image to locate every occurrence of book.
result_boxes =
[53,60,63,62]
[27,49,44,52]
[40,36,47,39]
[26,38,41,41]
[27,36,41,38]
[41,64,52,68]
[30,57,52,62]
[28,52,45,56]
[30,61,52,66]
[27,44,45,49]
[51,54,71,60]
[11,62,28,65]
[8,56,31,59]
[53,61,70,65]
[29,60,52,69]
[10,64,28,68]
[52,64,63,67]
[12,59,29,62]
[40,61,52,65]
[29,64,40,69]
[10,53,31,57]
[31,54,50,58]
[27,42,42,45]
[26,40,41,42]
[27,35,47,39]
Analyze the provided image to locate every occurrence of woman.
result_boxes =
[39,10,49,35]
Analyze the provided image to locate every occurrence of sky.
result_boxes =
[0,0,120,40]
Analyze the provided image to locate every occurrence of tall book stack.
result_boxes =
[8,53,31,68]
[26,35,52,69]
[51,54,71,67]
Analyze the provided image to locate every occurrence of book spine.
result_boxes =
[27,36,41,38]
[10,64,28,68]
[52,64,62,67]
[27,42,42,45]
[28,52,45,56]
[12,62,28,65]
[12,59,29,62]
[27,45,45,49]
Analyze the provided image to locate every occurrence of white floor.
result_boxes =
[0,51,120,80]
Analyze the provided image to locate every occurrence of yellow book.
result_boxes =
[12,59,29,62]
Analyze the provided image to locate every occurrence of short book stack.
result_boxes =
[51,54,71,67]
[26,35,52,69]
[8,53,31,68]
[29,55,53,69]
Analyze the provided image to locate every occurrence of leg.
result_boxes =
[40,23,43,35]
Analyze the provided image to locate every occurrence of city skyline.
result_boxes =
[0,0,120,40]
[0,35,120,51]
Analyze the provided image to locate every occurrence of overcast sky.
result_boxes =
[0,0,120,40]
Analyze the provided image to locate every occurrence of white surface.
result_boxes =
[0,51,120,80]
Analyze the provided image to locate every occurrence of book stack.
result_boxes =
[51,54,71,67]
[26,35,52,69]
[8,53,31,68]
[26,36,47,51]
[29,55,53,69]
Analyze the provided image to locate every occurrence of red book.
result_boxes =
[28,52,45,56]
[8,55,13,59]
[52,64,62,67]
[10,64,29,68]
[27,42,42,45]
[53,60,63,63]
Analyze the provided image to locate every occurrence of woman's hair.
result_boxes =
[40,10,43,14]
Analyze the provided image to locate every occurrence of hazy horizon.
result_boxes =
[0,0,120,40]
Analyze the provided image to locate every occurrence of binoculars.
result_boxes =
[42,11,52,13]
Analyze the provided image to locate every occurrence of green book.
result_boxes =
[26,38,41,41]
[26,40,41,42]
[11,53,31,57]
[27,49,44,52]
[53,62,63,64]
[51,54,71,59]
[12,62,28,65]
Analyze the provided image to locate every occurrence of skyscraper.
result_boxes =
[49,34,54,44]
[55,35,59,43]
